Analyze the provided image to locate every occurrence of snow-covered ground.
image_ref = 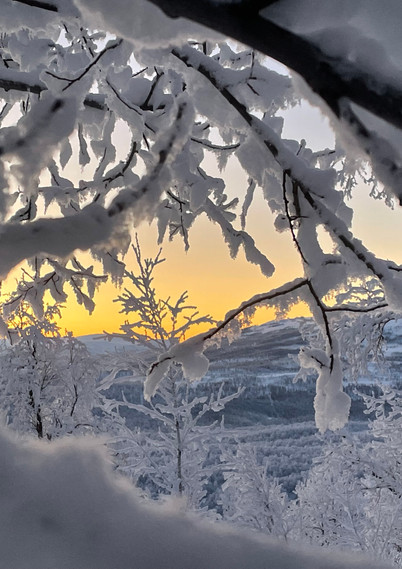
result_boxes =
[78,334,143,355]
[0,317,389,569]
[85,317,399,494]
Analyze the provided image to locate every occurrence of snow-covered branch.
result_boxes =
[84,0,402,201]
[145,278,308,399]
[146,0,402,132]
[173,45,402,309]
[0,99,191,279]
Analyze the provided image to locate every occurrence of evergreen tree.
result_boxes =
[100,241,241,509]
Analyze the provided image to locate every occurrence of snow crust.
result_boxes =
[0,426,388,569]
[265,0,402,73]
[74,0,217,49]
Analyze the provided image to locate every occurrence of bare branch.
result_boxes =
[326,303,388,313]
[190,137,240,151]
[282,170,308,265]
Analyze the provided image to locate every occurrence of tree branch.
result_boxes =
[12,0,402,134]
[173,46,392,286]
[326,303,388,313]
[0,67,106,110]
[43,40,123,93]
[203,277,308,342]
[0,100,189,279]
[150,0,402,132]
[11,0,58,11]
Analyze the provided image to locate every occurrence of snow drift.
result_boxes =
[0,427,389,569]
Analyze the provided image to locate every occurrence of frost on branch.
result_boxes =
[145,333,209,401]
[145,278,307,403]
[146,270,394,433]
[299,344,351,433]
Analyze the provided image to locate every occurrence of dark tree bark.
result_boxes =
[146,0,402,132]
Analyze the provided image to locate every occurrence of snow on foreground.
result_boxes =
[0,428,390,569]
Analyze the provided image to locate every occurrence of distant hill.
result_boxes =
[203,317,305,389]
[78,334,143,356]
[81,317,402,494]
[79,317,402,430]
[79,316,402,388]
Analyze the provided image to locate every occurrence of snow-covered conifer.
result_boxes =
[99,242,241,510]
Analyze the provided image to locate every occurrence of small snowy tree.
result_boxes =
[0,296,98,439]
[221,443,291,538]
[100,242,241,509]
[291,388,402,566]
[106,376,240,511]
[105,237,214,352]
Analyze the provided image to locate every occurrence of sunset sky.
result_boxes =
[4,103,402,338]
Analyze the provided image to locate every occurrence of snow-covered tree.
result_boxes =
[100,242,241,510]
[291,388,402,566]
[221,443,291,538]
[106,375,240,511]
[0,293,98,439]
[0,1,401,567]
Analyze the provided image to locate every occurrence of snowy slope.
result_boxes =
[78,334,143,355]
[80,316,402,387]
[203,317,305,388]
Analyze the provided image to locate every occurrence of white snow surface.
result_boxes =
[74,0,218,49]
[0,426,390,569]
[265,0,402,73]
[79,334,144,355]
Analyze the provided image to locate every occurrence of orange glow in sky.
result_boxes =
[48,175,402,338]
[3,104,402,338]
[53,172,310,336]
